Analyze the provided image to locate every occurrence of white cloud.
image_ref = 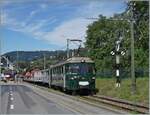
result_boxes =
[43,18,93,47]
[76,0,125,18]
[2,0,126,50]
[30,11,36,16]
[39,1,126,48]
[40,3,48,9]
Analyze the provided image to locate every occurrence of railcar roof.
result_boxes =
[50,57,94,68]
[67,57,94,63]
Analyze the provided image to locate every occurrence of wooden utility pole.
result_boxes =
[67,39,69,58]
[130,2,136,94]
[43,52,46,70]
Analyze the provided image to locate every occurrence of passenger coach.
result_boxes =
[49,57,96,94]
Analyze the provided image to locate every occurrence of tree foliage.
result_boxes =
[85,1,149,77]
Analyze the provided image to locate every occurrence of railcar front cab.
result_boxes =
[65,58,96,94]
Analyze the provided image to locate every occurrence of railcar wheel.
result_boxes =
[48,85,51,88]
[72,91,77,96]
[90,90,96,95]
[63,88,66,92]
[90,91,94,96]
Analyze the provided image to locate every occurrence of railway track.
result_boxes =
[25,82,149,114]
[81,95,149,114]
[24,82,125,113]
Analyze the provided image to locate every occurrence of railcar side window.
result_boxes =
[65,65,69,73]
[62,67,63,74]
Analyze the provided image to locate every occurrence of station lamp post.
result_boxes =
[43,52,46,70]
[16,50,19,73]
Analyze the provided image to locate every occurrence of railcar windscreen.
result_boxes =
[66,63,94,75]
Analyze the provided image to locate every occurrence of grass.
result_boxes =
[96,77,149,106]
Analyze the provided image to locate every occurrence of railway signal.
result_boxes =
[111,33,126,87]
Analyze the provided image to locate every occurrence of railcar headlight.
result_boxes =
[74,76,77,79]
[71,77,74,80]
[92,77,95,79]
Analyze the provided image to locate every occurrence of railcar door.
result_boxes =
[63,65,66,91]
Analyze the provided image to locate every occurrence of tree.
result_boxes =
[85,1,149,77]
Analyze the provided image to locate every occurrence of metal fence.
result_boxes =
[96,68,149,78]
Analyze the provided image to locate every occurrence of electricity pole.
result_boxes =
[67,39,69,58]
[17,50,19,73]
[130,2,136,94]
[43,52,46,70]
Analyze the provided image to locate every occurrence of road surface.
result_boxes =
[0,82,120,114]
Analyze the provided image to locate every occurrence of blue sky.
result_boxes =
[0,0,127,54]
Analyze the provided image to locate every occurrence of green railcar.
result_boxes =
[49,57,96,94]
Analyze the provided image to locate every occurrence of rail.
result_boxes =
[82,95,149,114]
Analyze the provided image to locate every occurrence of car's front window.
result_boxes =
[66,63,94,75]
